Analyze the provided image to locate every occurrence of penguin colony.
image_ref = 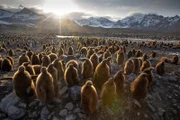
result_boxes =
[0,35,179,116]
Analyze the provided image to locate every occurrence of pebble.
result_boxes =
[59,109,68,117]
[8,106,25,119]
[28,100,38,107]
[127,73,136,82]
[105,107,114,116]
[158,108,165,116]
[17,103,27,108]
[28,111,38,118]
[53,116,59,120]
[73,107,81,113]
[65,102,74,111]
[147,103,155,112]
[69,85,81,101]
[168,77,177,82]
[65,114,76,120]
[96,100,102,110]
[60,87,68,97]
[152,113,159,120]
[147,94,153,101]
[155,93,162,101]
[0,92,20,113]
[171,108,177,115]
[48,114,52,119]
[144,114,148,118]
[168,96,172,99]
[133,99,141,108]
[41,106,49,120]
[78,113,84,118]
[0,113,6,118]
[39,102,45,107]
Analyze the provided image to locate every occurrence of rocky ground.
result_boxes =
[0,34,180,120]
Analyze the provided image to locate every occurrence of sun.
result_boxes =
[41,0,81,17]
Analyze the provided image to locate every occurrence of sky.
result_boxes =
[0,0,180,20]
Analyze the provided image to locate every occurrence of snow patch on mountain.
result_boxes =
[113,13,180,30]
[11,8,43,20]
[0,9,13,18]
[12,14,42,20]
[0,20,12,25]
[75,17,114,28]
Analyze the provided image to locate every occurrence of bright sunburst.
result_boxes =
[41,0,81,16]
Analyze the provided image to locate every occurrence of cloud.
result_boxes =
[0,0,45,7]
[64,12,92,20]
[0,4,21,12]
[73,0,180,17]
[0,0,179,19]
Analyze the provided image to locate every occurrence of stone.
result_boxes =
[158,108,165,116]
[28,111,38,118]
[73,107,81,113]
[7,106,25,119]
[96,100,102,110]
[168,96,172,99]
[2,118,9,120]
[0,92,20,113]
[41,106,49,120]
[137,112,140,116]
[177,106,180,111]
[152,113,159,120]
[65,114,76,120]
[144,114,148,118]
[39,102,45,107]
[28,100,38,107]
[133,99,141,108]
[147,94,153,101]
[17,103,27,108]
[149,59,157,66]
[105,107,114,116]
[53,116,59,120]
[168,77,177,82]
[127,73,136,82]
[48,114,52,119]
[47,104,54,108]
[62,93,69,101]
[59,109,68,117]
[155,93,162,101]
[171,108,177,115]
[65,102,74,111]
[60,87,68,97]
[147,103,155,112]
[78,113,84,118]
[69,85,81,101]
[0,113,6,119]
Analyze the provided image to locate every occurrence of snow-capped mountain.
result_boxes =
[75,17,115,28]
[113,13,180,31]
[113,13,145,28]
[0,7,179,32]
[0,7,46,28]
[11,8,44,20]
[74,13,180,31]
[0,9,13,18]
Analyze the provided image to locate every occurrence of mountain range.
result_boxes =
[0,8,180,33]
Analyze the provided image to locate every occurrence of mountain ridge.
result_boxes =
[0,7,180,33]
